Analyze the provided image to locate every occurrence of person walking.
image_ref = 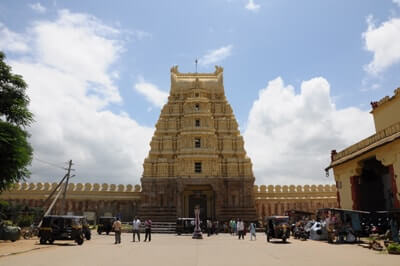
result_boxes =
[112,217,122,244]
[207,220,212,237]
[132,216,141,242]
[237,219,244,240]
[215,221,219,235]
[144,219,152,242]
[249,222,256,241]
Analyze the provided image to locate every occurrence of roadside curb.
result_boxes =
[0,245,52,258]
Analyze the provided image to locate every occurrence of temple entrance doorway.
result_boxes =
[183,185,215,220]
[355,158,394,211]
[189,194,207,220]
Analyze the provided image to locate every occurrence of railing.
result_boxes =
[332,121,400,162]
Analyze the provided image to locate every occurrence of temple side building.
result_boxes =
[326,88,400,211]
[139,66,256,221]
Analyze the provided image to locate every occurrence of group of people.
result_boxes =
[228,219,257,240]
[112,217,152,244]
[206,220,220,236]
[111,216,258,244]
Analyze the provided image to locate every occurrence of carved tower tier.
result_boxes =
[139,66,257,222]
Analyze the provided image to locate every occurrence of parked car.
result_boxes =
[265,216,290,242]
[39,215,84,245]
[97,216,116,235]
[0,220,21,242]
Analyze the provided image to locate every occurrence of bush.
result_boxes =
[387,243,400,254]
[16,215,33,227]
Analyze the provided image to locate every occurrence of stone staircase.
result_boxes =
[149,222,176,234]
[137,206,177,222]
[122,221,177,234]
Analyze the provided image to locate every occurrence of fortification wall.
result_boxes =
[253,184,338,218]
[0,182,337,221]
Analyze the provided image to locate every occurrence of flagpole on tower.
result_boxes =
[195,58,198,74]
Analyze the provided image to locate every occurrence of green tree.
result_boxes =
[0,51,33,192]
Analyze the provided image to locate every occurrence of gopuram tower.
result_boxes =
[139,66,257,222]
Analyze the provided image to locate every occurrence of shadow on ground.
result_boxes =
[267,240,292,244]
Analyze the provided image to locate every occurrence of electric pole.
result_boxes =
[61,160,73,215]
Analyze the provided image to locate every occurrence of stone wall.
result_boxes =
[0,182,142,222]
[254,184,338,219]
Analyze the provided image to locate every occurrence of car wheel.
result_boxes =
[23,232,31,239]
[40,237,46,244]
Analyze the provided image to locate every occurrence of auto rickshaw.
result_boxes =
[0,220,21,242]
[97,216,116,235]
[265,216,290,242]
[176,218,195,235]
[39,215,84,245]
[317,208,370,243]
[370,209,400,241]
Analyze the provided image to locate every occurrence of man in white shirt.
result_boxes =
[132,217,141,242]
[237,219,244,240]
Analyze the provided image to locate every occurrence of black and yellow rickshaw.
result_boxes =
[39,215,84,245]
[265,216,290,242]
[317,208,370,243]
[176,218,195,235]
[97,216,116,235]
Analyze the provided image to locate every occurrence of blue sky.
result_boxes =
[1,0,400,185]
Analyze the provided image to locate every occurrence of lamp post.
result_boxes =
[192,205,203,239]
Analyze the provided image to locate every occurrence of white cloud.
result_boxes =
[199,45,233,66]
[363,15,400,74]
[29,3,47,13]
[245,0,260,12]
[8,10,153,184]
[33,9,122,104]
[244,77,374,185]
[0,23,29,53]
[134,77,168,108]
[393,0,400,7]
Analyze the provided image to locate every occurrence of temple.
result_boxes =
[0,66,339,222]
[139,66,257,221]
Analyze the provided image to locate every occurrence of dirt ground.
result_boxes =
[0,237,50,257]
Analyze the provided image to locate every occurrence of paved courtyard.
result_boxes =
[0,233,399,266]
